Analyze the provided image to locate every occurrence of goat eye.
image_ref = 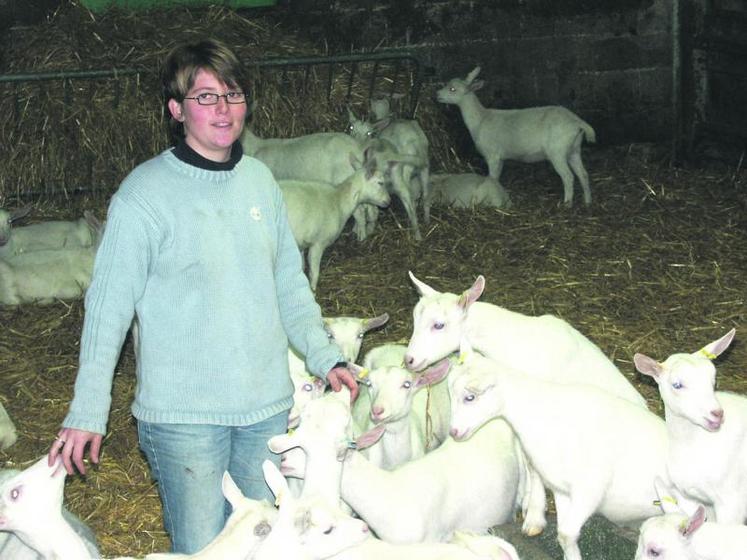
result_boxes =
[402,381,412,389]
[648,547,660,558]
[357,332,365,339]
[464,394,476,403]
[433,322,445,330]
[326,332,334,340]
[302,383,313,392]
[672,381,683,390]
[10,487,20,501]
[323,526,335,535]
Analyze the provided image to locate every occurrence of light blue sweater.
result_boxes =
[63,150,342,434]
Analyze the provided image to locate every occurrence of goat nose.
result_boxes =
[712,409,724,419]
[449,428,458,438]
[405,355,413,366]
[371,406,384,418]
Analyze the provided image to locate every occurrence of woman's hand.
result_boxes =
[47,428,103,475]
[326,365,359,403]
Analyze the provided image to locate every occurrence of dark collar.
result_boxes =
[172,139,243,171]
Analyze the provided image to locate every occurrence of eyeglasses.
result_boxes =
[183,92,247,105]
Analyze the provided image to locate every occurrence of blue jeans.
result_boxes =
[137,412,287,553]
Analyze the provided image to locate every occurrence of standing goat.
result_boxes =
[279,149,390,291]
[436,66,595,207]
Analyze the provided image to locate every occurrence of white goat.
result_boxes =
[0,402,17,451]
[270,380,531,544]
[0,456,99,559]
[347,109,426,241]
[438,345,671,560]
[436,66,595,207]
[352,343,407,430]
[289,313,390,428]
[323,314,390,364]
[243,127,416,241]
[424,173,511,214]
[262,454,519,560]
[404,272,647,408]
[0,209,97,259]
[0,215,104,306]
[279,149,389,291]
[366,97,430,209]
[635,478,747,560]
[348,362,450,470]
[633,328,747,524]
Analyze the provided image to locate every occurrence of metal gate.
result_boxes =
[676,0,747,162]
[0,51,423,202]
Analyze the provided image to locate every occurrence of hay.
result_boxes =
[0,1,445,203]
[1,2,747,557]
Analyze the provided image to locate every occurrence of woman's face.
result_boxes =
[168,68,247,162]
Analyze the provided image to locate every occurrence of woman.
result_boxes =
[48,38,357,554]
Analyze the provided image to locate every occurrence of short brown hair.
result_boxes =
[161,38,251,143]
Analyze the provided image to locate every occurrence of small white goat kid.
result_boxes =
[439,346,670,560]
[0,208,97,259]
[633,328,747,524]
[0,213,104,306]
[635,478,747,560]
[279,149,390,291]
[0,456,99,559]
[347,109,426,241]
[436,66,595,207]
[425,173,511,214]
[347,362,451,470]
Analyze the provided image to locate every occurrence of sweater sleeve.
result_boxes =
[269,182,343,379]
[63,193,161,434]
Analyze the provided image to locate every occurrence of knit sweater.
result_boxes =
[63,149,342,434]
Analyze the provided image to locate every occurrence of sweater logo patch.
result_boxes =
[250,206,262,221]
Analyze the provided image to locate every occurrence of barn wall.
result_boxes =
[2,0,675,145]
[277,0,674,145]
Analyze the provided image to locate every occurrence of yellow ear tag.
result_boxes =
[699,348,717,360]
[287,428,295,436]
[357,368,370,380]
[274,488,285,507]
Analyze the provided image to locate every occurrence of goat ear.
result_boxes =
[364,312,389,333]
[221,471,244,509]
[408,270,438,297]
[267,432,297,455]
[373,117,391,131]
[355,424,386,450]
[458,275,485,310]
[466,66,482,83]
[346,106,357,122]
[633,353,663,380]
[469,79,485,92]
[416,359,451,388]
[262,460,290,506]
[694,328,735,360]
[682,506,706,537]
[10,204,32,223]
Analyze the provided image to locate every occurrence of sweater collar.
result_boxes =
[172,139,243,171]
